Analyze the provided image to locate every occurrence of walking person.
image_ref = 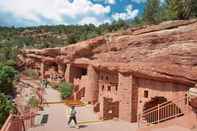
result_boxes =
[67,106,79,128]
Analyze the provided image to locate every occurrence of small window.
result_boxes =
[102,85,105,91]
[106,76,109,81]
[144,90,149,98]
[101,75,104,80]
[107,86,111,91]
[115,86,118,91]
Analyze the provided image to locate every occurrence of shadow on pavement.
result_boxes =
[79,125,88,128]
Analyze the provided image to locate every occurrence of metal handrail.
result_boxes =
[138,93,189,128]
[143,94,187,113]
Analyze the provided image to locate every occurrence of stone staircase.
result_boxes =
[137,94,197,131]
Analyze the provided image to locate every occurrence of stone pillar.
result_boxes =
[98,99,104,119]
[40,62,45,79]
[65,64,71,82]
[84,65,98,103]
[58,64,65,75]
[118,73,133,122]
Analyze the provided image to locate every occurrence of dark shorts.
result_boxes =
[68,116,77,125]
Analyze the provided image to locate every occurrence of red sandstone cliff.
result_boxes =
[18,19,197,85]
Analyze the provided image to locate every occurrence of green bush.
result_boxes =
[0,93,14,127]
[0,64,18,95]
[28,96,39,108]
[23,69,39,79]
[4,60,17,67]
[50,82,60,89]
[58,82,73,99]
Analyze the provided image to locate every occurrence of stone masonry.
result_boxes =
[18,20,197,123]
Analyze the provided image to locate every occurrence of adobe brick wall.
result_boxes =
[97,70,119,119]
[136,77,188,114]
[103,97,119,120]
[118,73,133,122]
[131,77,138,122]
[98,71,119,101]
[74,76,88,100]
[64,64,87,83]
[64,64,71,82]
[58,64,66,75]
[84,65,98,103]
[40,62,45,79]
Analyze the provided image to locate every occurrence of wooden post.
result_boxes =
[158,104,160,124]
[186,92,189,113]
[138,114,140,128]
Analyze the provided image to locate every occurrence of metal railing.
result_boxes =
[138,94,189,128]
[1,111,37,131]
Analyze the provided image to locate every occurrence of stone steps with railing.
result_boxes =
[138,93,190,128]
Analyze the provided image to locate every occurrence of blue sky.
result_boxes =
[0,0,147,27]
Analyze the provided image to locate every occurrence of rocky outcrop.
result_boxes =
[19,19,197,85]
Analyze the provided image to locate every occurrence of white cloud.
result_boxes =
[0,0,111,25]
[112,4,139,21]
[80,17,100,25]
[80,16,111,26]
[105,0,116,4]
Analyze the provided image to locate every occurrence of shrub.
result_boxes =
[49,82,59,89]
[58,82,73,99]
[4,60,17,67]
[0,93,14,127]
[28,96,39,108]
[23,69,39,79]
[0,64,18,95]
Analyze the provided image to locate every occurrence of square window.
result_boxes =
[144,90,148,98]
[106,76,109,81]
[115,86,118,91]
[107,86,111,91]
[102,85,105,91]
[101,75,104,80]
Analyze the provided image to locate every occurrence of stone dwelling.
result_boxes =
[18,20,197,124]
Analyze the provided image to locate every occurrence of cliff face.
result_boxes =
[18,19,197,85]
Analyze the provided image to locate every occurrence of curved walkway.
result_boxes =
[27,84,138,131]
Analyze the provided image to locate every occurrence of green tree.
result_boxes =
[58,82,73,99]
[143,0,161,24]
[0,93,14,127]
[191,0,197,17]
[28,96,39,108]
[164,0,197,20]
[0,64,18,95]
[130,16,145,26]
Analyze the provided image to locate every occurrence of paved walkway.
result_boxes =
[28,86,138,131]
[23,79,193,131]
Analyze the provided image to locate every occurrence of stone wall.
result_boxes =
[97,70,119,119]
[74,75,88,100]
[85,65,98,103]
[98,70,119,101]
[103,97,119,120]
[131,77,138,122]
[136,77,188,114]
[118,73,133,122]
[65,64,87,83]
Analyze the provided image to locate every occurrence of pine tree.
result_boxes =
[191,0,197,17]
[143,0,161,24]
[164,0,196,20]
